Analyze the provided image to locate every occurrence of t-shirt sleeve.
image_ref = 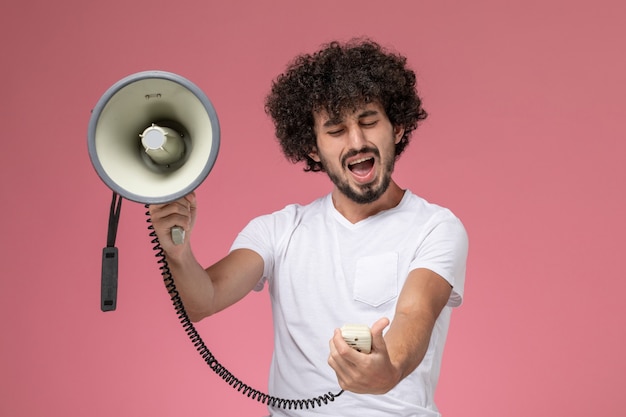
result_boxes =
[229,205,300,292]
[410,213,469,307]
[229,214,275,292]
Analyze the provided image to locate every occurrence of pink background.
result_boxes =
[2,0,625,416]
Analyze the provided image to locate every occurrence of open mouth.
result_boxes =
[348,157,375,178]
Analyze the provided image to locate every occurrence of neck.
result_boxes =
[331,181,405,224]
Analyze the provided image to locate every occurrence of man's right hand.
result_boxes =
[148,192,197,258]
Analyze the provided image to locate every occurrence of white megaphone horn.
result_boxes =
[87,70,220,311]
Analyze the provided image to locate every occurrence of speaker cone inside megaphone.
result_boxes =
[88,71,220,204]
[140,123,187,167]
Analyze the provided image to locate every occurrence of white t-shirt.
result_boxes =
[230,190,468,417]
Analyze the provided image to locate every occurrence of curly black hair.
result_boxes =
[264,38,428,172]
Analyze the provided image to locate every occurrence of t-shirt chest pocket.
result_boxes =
[353,252,399,307]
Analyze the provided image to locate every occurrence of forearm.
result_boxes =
[384,312,433,381]
[384,268,452,382]
[163,247,215,322]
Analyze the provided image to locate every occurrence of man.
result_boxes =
[149,39,468,417]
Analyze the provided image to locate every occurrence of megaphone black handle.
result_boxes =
[101,247,118,311]
[145,207,344,410]
[101,192,122,312]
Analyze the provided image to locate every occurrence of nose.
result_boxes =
[347,126,367,149]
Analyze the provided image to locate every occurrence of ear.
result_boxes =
[393,125,405,144]
[308,147,321,163]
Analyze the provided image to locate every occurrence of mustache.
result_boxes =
[342,146,380,167]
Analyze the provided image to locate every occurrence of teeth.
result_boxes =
[349,157,372,166]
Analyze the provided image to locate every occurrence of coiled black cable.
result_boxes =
[146,208,344,410]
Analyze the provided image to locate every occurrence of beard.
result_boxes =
[320,146,396,205]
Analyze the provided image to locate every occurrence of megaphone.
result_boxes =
[88,70,220,204]
[88,70,220,311]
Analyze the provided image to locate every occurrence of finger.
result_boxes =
[331,329,360,365]
[149,199,195,242]
[150,197,191,219]
[183,192,197,208]
[370,317,390,352]
[328,330,354,375]
[328,328,340,356]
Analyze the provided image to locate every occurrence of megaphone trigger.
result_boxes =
[171,226,186,245]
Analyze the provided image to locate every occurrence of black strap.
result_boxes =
[107,192,123,248]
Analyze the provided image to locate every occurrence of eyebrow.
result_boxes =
[322,109,380,128]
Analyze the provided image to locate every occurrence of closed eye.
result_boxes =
[360,120,378,127]
[327,128,345,136]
